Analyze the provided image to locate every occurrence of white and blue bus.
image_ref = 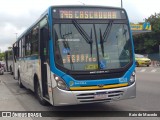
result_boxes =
[13,6,136,106]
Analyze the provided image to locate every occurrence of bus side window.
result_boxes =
[40,24,50,64]
[43,25,49,56]
[13,46,17,62]
[31,25,39,55]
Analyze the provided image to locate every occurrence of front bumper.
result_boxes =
[52,82,136,106]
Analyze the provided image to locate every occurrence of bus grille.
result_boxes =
[76,91,124,103]
[71,72,125,80]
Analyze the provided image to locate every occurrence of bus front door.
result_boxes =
[40,24,52,103]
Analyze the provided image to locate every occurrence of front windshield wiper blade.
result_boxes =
[103,20,113,42]
[99,29,104,57]
[99,20,113,57]
[90,29,93,56]
[72,20,93,57]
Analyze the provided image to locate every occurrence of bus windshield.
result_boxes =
[54,21,132,71]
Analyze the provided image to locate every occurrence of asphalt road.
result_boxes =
[0,67,160,120]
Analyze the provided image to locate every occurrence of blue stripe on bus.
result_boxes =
[62,64,135,87]
[49,39,65,77]
[48,7,66,77]
[126,9,136,65]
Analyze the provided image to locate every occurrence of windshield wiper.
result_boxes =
[72,20,93,57]
[99,21,113,57]
[99,29,104,57]
[103,20,113,42]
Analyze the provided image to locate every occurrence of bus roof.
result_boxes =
[14,5,125,44]
[50,5,124,9]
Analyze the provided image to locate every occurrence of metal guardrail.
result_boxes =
[149,54,160,67]
[148,53,160,61]
[151,61,160,67]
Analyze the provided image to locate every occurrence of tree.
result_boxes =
[0,52,5,61]
[133,12,160,55]
[145,13,160,32]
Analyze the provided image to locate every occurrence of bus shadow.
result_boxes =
[45,103,123,117]
[49,102,122,111]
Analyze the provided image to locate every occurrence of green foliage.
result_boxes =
[134,32,160,54]
[145,13,160,32]
[0,52,5,61]
[133,12,160,54]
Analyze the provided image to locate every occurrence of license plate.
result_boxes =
[94,93,107,99]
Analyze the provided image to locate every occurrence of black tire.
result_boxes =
[18,73,24,88]
[11,72,14,75]
[0,71,4,75]
[147,65,149,67]
[10,66,13,75]
[35,82,48,106]
[136,62,139,67]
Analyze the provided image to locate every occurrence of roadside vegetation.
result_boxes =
[133,13,160,60]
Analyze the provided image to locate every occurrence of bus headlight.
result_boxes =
[128,71,136,85]
[54,75,70,91]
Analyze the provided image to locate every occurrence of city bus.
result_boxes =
[12,5,136,106]
[5,50,13,74]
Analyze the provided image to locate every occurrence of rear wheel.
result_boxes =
[35,82,48,106]
[10,66,13,75]
[147,65,149,67]
[18,73,23,88]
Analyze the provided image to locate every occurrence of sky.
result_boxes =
[0,0,160,52]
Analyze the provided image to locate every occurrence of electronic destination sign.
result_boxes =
[53,8,126,19]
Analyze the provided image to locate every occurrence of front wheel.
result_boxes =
[35,82,48,106]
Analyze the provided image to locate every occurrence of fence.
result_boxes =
[148,53,160,67]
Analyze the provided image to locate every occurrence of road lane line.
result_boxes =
[140,69,146,72]
[151,69,157,72]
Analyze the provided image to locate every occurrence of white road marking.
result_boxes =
[151,69,157,72]
[140,69,146,72]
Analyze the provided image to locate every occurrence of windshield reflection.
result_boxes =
[54,22,132,71]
